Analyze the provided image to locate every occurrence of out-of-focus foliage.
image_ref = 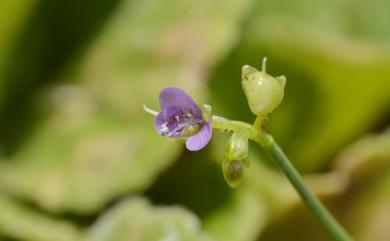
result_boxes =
[86,197,215,241]
[0,0,389,241]
[0,0,251,213]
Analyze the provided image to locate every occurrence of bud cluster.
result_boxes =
[222,58,286,188]
[222,129,250,188]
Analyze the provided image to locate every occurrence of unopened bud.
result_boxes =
[241,58,286,116]
[222,129,250,188]
[222,159,244,188]
[226,129,249,163]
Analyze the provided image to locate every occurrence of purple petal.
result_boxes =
[185,123,212,151]
[159,87,202,119]
[155,109,171,136]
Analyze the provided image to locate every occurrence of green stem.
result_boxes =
[211,115,252,131]
[255,134,354,241]
[212,115,354,241]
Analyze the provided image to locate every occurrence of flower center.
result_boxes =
[160,108,202,138]
[180,123,200,137]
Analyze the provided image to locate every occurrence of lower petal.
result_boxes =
[185,123,212,151]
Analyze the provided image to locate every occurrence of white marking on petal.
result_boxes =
[160,122,169,134]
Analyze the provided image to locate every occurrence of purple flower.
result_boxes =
[154,87,212,151]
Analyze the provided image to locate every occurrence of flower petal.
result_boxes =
[185,122,212,151]
[159,87,202,119]
[155,109,172,136]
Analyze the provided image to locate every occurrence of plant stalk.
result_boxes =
[254,133,354,241]
[212,115,355,241]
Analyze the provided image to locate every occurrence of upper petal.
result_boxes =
[185,122,212,151]
[159,87,202,119]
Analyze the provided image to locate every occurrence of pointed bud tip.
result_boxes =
[242,65,258,78]
[275,75,286,88]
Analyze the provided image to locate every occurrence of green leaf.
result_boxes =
[334,128,390,241]
[0,195,82,241]
[86,197,215,241]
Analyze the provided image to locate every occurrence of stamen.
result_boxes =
[261,56,267,72]
[143,104,159,116]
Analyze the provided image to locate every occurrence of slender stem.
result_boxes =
[211,114,355,241]
[254,134,354,241]
[211,115,253,133]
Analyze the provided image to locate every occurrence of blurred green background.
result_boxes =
[0,0,390,240]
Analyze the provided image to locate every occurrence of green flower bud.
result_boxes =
[222,129,250,188]
[226,129,249,166]
[241,58,286,116]
[222,159,244,188]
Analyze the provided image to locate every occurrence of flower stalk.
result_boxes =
[256,133,354,241]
